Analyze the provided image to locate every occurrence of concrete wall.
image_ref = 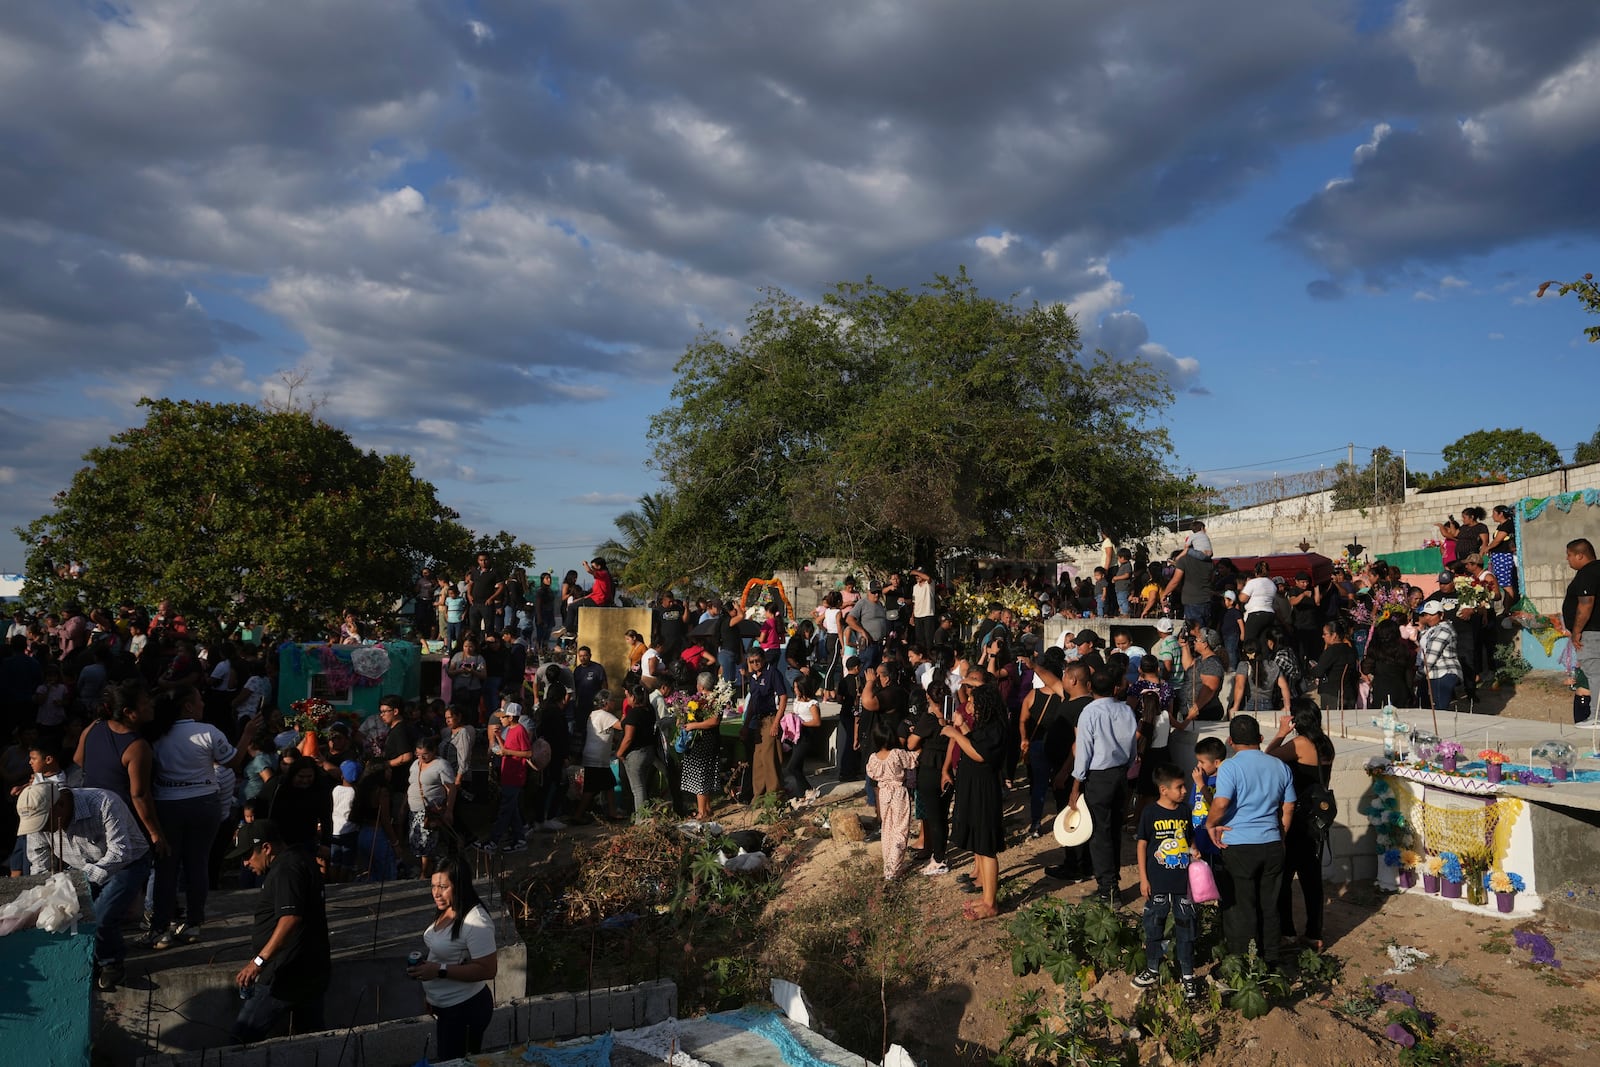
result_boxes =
[1527,801,1600,890]
[136,980,679,1067]
[577,606,653,698]
[1515,492,1600,669]
[0,873,95,1067]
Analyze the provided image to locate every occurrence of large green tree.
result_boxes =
[1434,428,1562,484]
[1575,426,1600,466]
[1330,446,1410,511]
[16,398,519,636]
[594,491,676,595]
[645,270,1183,585]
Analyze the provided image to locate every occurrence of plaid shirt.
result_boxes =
[1419,622,1461,680]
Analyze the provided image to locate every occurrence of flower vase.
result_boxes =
[1422,874,1440,894]
[1399,870,1417,889]
[1496,891,1516,914]
[1442,755,1457,773]
[1487,762,1502,784]
[1441,878,1463,899]
[1553,765,1570,781]
[299,731,320,759]
[1465,881,1488,906]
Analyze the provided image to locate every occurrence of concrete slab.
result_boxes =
[103,875,526,1060]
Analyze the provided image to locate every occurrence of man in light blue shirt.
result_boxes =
[1066,668,1140,904]
[1204,715,1296,966]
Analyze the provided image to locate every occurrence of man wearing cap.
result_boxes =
[1070,630,1106,673]
[845,582,889,670]
[1061,668,1139,904]
[1175,627,1227,729]
[483,704,533,853]
[21,782,150,991]
[1418,600,1461,711]
[230,819,331,1042]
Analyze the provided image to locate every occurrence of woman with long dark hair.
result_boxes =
[73,679,166,854]
[944,668,1006,920]
[1310,621,1359,710]
[907,679,954,876]
[1232,628,1292,714]
[1361,618,1415,707]
[1266,700,1336,950]
[405,857,498,1059]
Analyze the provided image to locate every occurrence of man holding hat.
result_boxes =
[1418,600,1461,711]
[1060,667,1139,904]
[229,818,331,1043]
[20,782,149,991]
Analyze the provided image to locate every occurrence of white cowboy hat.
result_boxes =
[1052,796,1094,848]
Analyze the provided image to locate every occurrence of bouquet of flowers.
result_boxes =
[1477,749,1511,765]
[1350,586,1412,628]
[668,679,736,753]
[1453,583,1489,609]
[1423,855,1444,877]
[1459,845,1492,882]
[1435,740,1464,761]
[1439,851,1464,884]
[288,697,336,736]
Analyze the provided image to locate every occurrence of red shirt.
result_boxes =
[590,568,615,606]
[500,723,530,787]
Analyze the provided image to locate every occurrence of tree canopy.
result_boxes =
[1433,428,1562,485]
[1575,426,1600,466]
[1330,446,1410,511]
[642,270,1185,587]
[1537,273,1600,343]
[16,398,526,636]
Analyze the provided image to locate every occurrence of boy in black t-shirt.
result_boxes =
[1133,764,1200,1001]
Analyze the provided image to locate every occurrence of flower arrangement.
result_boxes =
[1477,749,1510,765]
[1438,851,1464,884]
[1485,870,1525,893]
[1434,741,1464,761]
[1510,769,1550,785]
[1422,538,1444,549]
[288,697,337,736]
[1459,845,1492,882]
[668,678,736,732]
[1453,583,1489,609]
[1399,849,1420,872]
[1423,855,1444,877]
[1350,586,1412,628]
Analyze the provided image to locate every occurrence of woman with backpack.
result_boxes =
[1265,700,1335,951]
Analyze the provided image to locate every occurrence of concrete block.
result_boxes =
[576,606,654,704]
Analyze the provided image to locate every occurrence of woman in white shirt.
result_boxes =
[1240,561,1281,644]
[406,857,498,1059]
[148,684,258,949]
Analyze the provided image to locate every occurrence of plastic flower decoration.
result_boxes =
[1477,749,1510,765]
[1382,848,1401,867]
[1486,870,1525,893]
[1399,849,1420,870]
[1424,855,1443,877]
[1439,851,1464,883]
[1435,740,1465,761]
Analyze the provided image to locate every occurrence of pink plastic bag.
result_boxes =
[1188,857,1220,904]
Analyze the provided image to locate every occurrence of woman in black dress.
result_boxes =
[1361,618,1414,708]
[945,667,1006,920]
[1310,620,1360,710]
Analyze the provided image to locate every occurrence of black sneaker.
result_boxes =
[1181,976,1201,1003]
[1132,968,1159,989]
[1043,865,1086,882]
[97,963,126,992]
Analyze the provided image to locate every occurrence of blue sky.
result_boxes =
[2,0,1598,581]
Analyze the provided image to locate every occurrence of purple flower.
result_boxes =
[1513,930,1561,967]
[1385,1023,1417,1048]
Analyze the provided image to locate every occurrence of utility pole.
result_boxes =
[1402,450,1408,500]
[1348,442,1355,469]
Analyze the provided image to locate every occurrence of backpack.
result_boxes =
[1301,775,1338,853]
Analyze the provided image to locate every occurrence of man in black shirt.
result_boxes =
[1163,552,1216,628]
[654,594,687,660]
[231,819,331,1043]
[380,696,421,855]
[465,553,504,638]
[1564,538,1600,712]
[1045,662,1095,881]
[572,646,607,717]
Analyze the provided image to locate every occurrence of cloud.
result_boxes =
[1488,331,1505,340]
[563,492,639,507]
[1306,279,1345,301]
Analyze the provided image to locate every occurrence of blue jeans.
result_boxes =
[153,795,221,930]
[235,983,325,1043]
[856,641,881,671]
[490,783,525,844]
[1183,602,1213,628]
[93,855,151,965]
[1428,673,1460,711]
[447,620,463,647]
[1027,746,1065,829]
[354,826,397,881]
[1142,892,1196,976]
[717,649,741,689]
[1116,590,1131,616]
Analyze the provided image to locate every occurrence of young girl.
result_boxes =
[781,674,823,803]
[867,719,917,880]
[444,585,466,650]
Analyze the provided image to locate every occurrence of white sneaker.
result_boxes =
[542,819,567,831]
[921,861,949,877]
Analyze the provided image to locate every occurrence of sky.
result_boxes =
[3,0,1599,580]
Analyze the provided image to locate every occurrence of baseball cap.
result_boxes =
[16,780,60,835]
[1420,600,1444,616]
[1223,590,1237,602]
[1436,571,1456,584]
[867,580,883,593]
[339,760,362,784]
[1198,627,1223,649]
[1074,630,1104,648]
[226,818,286,862]
[1154,618,1174,633]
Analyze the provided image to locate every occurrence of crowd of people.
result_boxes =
[4,522,1594,1044]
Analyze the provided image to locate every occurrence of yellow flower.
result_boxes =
[1424,855,1443,876]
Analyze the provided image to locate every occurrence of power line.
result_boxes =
[1190,447,1347,476]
